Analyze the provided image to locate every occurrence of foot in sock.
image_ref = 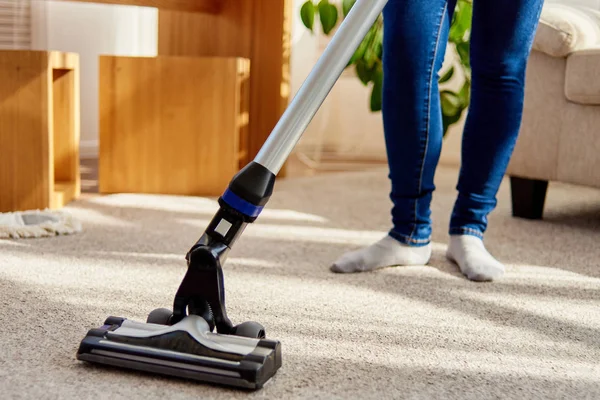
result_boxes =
[330,235,432,273]
[446,234,505,281]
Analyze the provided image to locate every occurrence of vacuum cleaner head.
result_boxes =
[76,172,284,390]
[77,314,282,390]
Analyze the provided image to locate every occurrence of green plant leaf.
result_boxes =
[442,112,462,137]
[456,41,471,70]
[376,39,383,60]
[439,66,454,84]
[347,23,375,66]
[442,117,450,137]
[342,0,356,17]
[440,90,461,117]
[370,66,383,112]
[442,92,467,134]
[363,37,377,68]
[355,60,374,85]
[449,0,473,43]
[364,24,383,69]
[458,79,471,106]
[300,1,315,32]
[318,0,338,35]
[347,42,366,67]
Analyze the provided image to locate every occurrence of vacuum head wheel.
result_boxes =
[146,308,174,325]
[146,308,267,339]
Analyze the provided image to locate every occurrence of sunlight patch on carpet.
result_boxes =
[86,193,328,223]
[89,250,280,268]
[65,207,134,228]
[179,218,387,245]
[504,264,600,284]
[281,334,600,382]
[458,290,600,330]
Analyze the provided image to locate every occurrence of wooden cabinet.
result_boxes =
[0,51,80,213]
[98,55,250,196]
[157,0,293,172]
[61,0,292,173]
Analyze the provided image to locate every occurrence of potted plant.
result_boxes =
[300,0,472,137]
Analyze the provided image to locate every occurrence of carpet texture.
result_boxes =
[1,166,600,399]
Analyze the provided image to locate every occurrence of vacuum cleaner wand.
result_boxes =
[77,0,389,390]
[174,0,389,338]
[255,0,389,176]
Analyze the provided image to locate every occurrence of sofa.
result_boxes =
[507,0,600,219]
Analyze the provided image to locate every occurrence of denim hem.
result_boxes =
[389,230,431,247]
[449,227,484,239]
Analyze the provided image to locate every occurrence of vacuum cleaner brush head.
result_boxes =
[77,315,282,390]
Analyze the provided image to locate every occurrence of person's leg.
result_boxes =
[332,0,457,273]
[447,0,544,281]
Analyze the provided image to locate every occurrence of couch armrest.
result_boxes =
[533,4,600,57]
[565,47,600,104]
[507,52,565,182]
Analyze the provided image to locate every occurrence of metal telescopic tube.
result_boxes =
[253,0,389,175]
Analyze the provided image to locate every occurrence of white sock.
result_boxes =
[330,235,432,273]
[446,234,505,281]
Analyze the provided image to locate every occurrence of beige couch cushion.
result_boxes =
[534,4,600,57]
[565,47,600,104]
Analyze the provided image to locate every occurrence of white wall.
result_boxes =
[31,0,158,158]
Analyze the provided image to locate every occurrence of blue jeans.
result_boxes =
[382,0,544,246]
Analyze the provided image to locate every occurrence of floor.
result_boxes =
[2,163,600,399]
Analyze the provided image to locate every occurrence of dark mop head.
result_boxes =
[77,314,282,390]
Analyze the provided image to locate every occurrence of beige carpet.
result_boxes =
[2,165,600,399]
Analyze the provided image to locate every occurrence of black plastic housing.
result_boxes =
[228,162,276,207]
[76,317,282,390]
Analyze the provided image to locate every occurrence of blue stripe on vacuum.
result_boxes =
[221,189,264,218]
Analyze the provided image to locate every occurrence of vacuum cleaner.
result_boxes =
[76,0,389,390]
